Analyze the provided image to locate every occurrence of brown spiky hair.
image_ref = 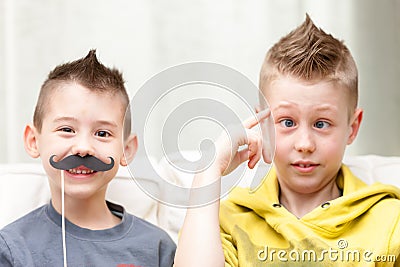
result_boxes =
[33,50,131,138]
[259,14,358,111]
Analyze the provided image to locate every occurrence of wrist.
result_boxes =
[192,164,222,187]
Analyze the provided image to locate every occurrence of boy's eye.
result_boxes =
[280,119,295,128]
[95,130,111,138]
[314,121,330,129]
[58,127,74,133]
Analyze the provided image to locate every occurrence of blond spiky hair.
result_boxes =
[260,14,358,110]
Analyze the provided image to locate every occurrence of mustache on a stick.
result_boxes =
[49,155,114,172]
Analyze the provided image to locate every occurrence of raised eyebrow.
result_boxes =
[52,116,78,123]
[52,117,118,129]
[314,104,338,112]
[272,102,298,113]
[273,104,338,113]
[94,120,119,129]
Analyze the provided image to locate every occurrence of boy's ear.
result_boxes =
[347,108,363,145]
[24,124,40,158]
[120,134,138,166]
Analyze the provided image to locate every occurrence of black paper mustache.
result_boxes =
[49,155,115,172]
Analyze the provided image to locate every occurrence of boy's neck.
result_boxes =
[278,177,341,219]
[51,196,121,230]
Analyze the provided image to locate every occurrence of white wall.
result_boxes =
[1,0,399,163]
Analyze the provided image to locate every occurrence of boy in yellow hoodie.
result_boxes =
[175,15,400,266]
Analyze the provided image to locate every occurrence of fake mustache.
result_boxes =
[49,155,115,172]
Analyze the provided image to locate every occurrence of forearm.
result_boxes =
[174,168,225,267]
[174,111,268,266]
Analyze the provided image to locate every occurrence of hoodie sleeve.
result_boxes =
[220,197,240,267]
[220,230,238,267]
[389,212,400,267]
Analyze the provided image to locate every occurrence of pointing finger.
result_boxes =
[242,108,271,129]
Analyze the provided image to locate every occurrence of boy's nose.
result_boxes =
[71,135,95,157]
[294,127,316,153]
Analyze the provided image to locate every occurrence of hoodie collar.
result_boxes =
[227,164,400,237]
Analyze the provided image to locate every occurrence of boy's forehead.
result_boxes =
[272,101,338,111]
[50,83,126,104]
[51,82,115,97]
[259,76,355,118]
[265,76,333,92]
[262,76,349,102]
[44,83,127,118]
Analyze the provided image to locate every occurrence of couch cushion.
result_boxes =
[0,160,164,231]
[1,154,399,243]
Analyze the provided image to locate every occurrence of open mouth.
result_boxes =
[66,166,96,175]
[291,162,319,172]
[297,164,314,168]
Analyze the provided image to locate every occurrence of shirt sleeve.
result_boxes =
[159,233,177,267]
[0,233,14,267]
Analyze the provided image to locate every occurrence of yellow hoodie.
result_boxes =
[220,165,400,266]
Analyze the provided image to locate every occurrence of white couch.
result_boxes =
[1,154,400,243]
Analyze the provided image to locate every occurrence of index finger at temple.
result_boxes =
[242,108,270,129]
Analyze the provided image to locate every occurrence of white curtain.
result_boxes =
[1,0,399,163]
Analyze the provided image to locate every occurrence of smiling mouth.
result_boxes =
[291,163,320,171]
[67,167,96,175]
[296,164,316,168]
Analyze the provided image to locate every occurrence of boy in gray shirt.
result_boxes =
[0,50,176,266]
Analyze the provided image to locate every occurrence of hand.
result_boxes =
[213,109,270,176]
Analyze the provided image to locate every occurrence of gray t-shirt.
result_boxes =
[0,201,176,267]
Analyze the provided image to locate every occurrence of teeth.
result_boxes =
[299,164,311,168]
[67,169,94,174]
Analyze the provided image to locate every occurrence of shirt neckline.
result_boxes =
[45,200,133,241]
